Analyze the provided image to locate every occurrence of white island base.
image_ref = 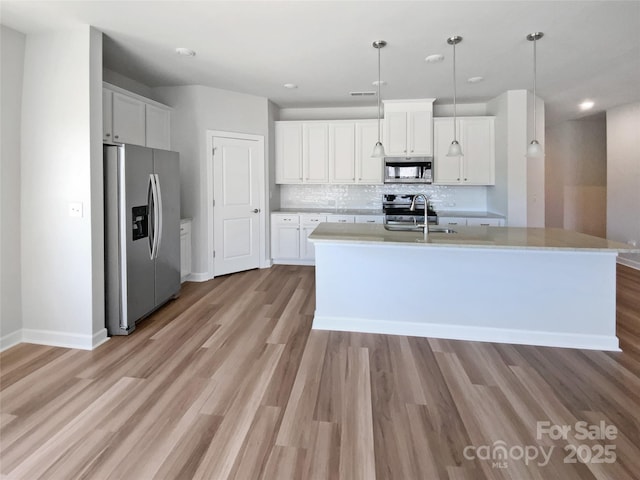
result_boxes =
[309,224,631,351]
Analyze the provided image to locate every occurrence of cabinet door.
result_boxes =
[408,110,433,155]
[329,123,356,183]
[112,92,146,146]
[276,123,303,184]
[103,89,113,142]
[180,220,192,281]
[272,225,299,259]
[145,104,171,150]
[303,123,329,183]
[433,118,462,184]
[355,121,383,184]
[460,117,495,185]
[384,111,408,155]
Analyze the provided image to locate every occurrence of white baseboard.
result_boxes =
[21,328,110,351]
[272,259,315,266]
[617,256,640,270]
[0,329,23,352]
[186,272,211,282]
[312,315,621,352]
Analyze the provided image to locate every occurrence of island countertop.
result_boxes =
[309,223,639,253]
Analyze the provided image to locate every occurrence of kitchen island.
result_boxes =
[308,223,639,351]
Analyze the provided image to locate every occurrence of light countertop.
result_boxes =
[309,223,639,252]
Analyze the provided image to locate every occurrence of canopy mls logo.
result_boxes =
[463,441,553,469]
[463,420,618,469]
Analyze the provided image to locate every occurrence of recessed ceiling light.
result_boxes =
[283,83,298,89]
[580,100,595,110]
[372,80,387,86]
[175,47,196,57]
[425,54,445,63]
[467,76,484,83]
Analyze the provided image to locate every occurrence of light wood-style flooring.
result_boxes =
[1,264,639,479]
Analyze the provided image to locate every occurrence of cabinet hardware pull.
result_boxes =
[106,133,111,137]
[114,135,119,139]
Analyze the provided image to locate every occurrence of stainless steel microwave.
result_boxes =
[384,157,433,184]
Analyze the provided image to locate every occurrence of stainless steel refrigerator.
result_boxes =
[104,144,180,335]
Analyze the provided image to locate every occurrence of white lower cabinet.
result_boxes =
[272,213,382,264]
[180,219,192,282]
[300,215,327,260]
[271,214,300,260]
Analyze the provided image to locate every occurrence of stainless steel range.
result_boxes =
[382,194,437,226]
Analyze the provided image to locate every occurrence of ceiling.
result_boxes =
[2,1,639,125]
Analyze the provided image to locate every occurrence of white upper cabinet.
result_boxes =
[383,99,435,156]
[303,123,329,183]
[103,83,171,149]
[112,92,146,146]
[275,119,383,185]
[276,122,303,183]
[329,122,356,183]
[433,116,495,185]
[145,104,171,150]
[355,120,383,184]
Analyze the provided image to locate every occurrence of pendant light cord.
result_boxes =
[377,45,382,143]
[532,36,537,140]
[453,40,457,141]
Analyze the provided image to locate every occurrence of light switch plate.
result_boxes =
[69,202,83,218]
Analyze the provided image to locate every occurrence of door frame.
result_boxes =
[206,130,268,279]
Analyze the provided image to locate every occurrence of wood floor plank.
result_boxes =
[0,264,638,479]
[339,346,376,480]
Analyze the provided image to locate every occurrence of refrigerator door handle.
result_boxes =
[147,174,155,260]
[154,174,163,259]
[149,173,160,260]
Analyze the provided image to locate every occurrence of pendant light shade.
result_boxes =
[526,32,544,158]
[371,40,387,158]
[446,36,463,157]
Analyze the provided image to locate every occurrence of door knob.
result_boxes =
[252,208,260,213]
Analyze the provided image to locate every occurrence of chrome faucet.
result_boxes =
[409,194,430,238]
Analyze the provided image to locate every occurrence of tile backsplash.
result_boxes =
[280,184,488,211]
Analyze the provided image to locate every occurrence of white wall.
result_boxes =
[607,102,640,268]
[0,26,26,350]
[152,85,270,277]
[20,26,106,349]
[545,115,607,237]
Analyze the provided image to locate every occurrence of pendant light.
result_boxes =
[446,36,463,157]
[526,32,544,158]
[371,40,387,158]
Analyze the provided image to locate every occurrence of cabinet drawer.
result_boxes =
[438,217,467,226]
[354,215,384,224]
[327,215,355,224]
[272,214,300,225]
[466,218,504,227]
[300,215,327,226]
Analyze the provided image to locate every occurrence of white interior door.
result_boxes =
[213,136,262,276]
